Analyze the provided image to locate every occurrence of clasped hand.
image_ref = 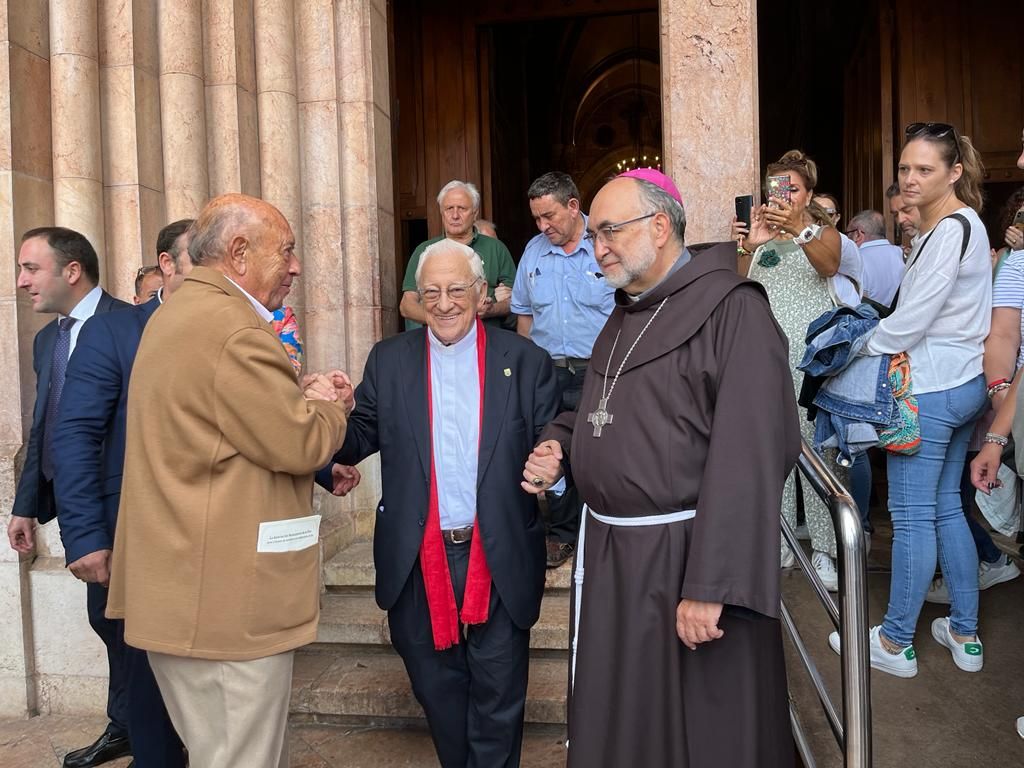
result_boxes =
[521,439,564,494]
[676,598,725,650]
[302,370,355,415]
[69,549,113,586]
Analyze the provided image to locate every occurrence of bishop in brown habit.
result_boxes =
[524,171,801,767]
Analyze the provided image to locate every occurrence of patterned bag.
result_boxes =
[878,352,920,455]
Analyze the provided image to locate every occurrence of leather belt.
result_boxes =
[551,356,589,370]
[441,526,474,545]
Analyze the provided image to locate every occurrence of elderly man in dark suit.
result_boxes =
[51,219,195,768]
[7,227,130,767]
[318,239,560,768]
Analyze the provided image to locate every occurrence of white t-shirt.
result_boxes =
[858,239,905,306]
[829,232,863,307]
[863,207,991,394]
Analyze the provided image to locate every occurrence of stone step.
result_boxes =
[323,539,576,591]
[317,591,571,650]
[290,720,567,767]
[292,650,568,726]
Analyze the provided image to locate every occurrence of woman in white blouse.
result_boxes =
[829,123,991,679]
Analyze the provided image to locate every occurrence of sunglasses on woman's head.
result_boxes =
[905,122,961,164]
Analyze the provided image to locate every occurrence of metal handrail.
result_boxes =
[783,439,872,768]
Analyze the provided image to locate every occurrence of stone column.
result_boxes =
[659,0,760,244]
[253,0,304,328]
[99,0,165,297]
[0,0,53,718]
[158,0,209,221]
[50,0,106,271]
[202,0,260,197]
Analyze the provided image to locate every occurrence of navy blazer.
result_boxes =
[319,326,560,630]
[12,290,128,525]
[51,296,159,564]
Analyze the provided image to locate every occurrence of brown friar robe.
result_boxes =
[542,241,801,768]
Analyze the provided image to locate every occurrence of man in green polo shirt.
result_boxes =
[399,180,517,331]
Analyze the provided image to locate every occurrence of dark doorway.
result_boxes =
[484,10,661,257]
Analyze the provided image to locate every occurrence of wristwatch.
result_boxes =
[794,224,823,246]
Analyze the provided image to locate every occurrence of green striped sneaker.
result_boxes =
[930,617,983,672]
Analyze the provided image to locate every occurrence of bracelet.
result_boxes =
[987,378,1009,389]
[737,245,751,256]
[984,432,1009,447]
[987,382,1012,398]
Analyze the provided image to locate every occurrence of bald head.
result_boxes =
[189,193,299,311]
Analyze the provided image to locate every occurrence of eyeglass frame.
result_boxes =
[135,265,160,279]
[583,212,658,246]
[416,276,483,304]
[904,121,961,165]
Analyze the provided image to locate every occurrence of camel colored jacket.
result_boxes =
[106,267,347,661]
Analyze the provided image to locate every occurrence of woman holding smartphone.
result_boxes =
[739,149,844,589]
[830,123,991,679]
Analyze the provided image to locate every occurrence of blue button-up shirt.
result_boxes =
[510,216,615,359]
[428,323,480,529]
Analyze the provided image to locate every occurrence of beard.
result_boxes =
[604,239,658,290]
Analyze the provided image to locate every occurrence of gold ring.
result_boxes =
[531,477,545,487]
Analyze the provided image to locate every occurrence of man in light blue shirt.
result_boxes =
[512,172,614,566]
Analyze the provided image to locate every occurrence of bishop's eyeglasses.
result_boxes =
[584,213,657,246]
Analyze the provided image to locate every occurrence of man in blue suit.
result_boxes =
[49,219,194,768]
[7,227,130,764]
[318,240,560,768]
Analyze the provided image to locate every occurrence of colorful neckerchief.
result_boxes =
[419,319,492,650]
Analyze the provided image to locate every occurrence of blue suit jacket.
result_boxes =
[317,325,560,630]
[51,296,158,564]
[12,290,127,526]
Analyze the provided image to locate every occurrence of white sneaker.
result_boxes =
[978,555,1021,590]
[794,524,811,541]
[781,544,796,568]
[828,625,918,678]
[812,550,838,591]
[930,617,983,672]
[926,556,1021,604]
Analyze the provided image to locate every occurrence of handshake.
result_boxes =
[301,370,356,416]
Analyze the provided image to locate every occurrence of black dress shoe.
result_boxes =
[63,727,132,768]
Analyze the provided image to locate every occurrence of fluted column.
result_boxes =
[659,0,759,243]
[50,0,106,271]
[203,0,260,196]
[253,0,303,327]
[99,0,165,297]
[158,0,209,221]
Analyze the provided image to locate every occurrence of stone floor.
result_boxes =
[0,714,568,768]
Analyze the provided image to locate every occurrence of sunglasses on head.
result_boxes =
[905,122,961,164]
[135,265,159,279]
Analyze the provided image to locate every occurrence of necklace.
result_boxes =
[586,296,669,437]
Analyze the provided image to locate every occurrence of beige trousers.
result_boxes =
[148,650,294,768]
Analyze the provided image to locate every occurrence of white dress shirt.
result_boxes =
[858,238,905,306]
[225,276,274,322]
[428,323,481,529]
[63,284,103,356]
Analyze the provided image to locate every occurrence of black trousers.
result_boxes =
[546,364,586,545]
[87,583,185,767]
[388,542,531,768]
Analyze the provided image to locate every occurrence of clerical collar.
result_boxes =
[627,248,692,302]
[224,276,274,322]
[427,321,478,355]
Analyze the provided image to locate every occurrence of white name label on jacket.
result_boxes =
[257,514,322,553]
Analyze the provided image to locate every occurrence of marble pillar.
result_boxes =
[49,0,106,273]
[253,0,304,328]
[660,0,760,244]
[158,0,209,221]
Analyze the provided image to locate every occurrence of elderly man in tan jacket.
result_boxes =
[106,194,352,768]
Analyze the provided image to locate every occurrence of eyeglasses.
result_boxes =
[905,122,961,165]
[418,277,482,304]
[845,228,863,238]
[135,265,159,279]
[584,213,657,246]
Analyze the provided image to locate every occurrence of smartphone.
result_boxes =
[1013,208,1024,231]
[735,195,754,230]
[767,174,792,207]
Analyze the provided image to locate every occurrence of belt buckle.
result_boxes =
[446,526,473,544]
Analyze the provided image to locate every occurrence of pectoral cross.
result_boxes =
[587,398,614,437]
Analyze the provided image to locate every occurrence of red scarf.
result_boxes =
[419,319,492,650]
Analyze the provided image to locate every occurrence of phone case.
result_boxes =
[1013,209,1024,230]
[767,175,791,206]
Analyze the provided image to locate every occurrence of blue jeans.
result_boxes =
[882,375,986,646]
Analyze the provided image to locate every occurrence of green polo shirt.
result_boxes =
[402,230,517,330]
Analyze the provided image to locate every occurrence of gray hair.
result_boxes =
[436,180,481,212]
[849,210,886,240]
[527,172,580,206]
[415,239,486,286]
[633,179,686,243]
